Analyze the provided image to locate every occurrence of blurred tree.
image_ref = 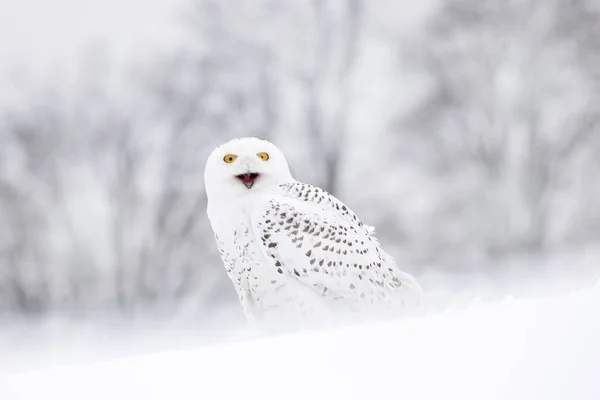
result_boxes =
[301,0,364,195]
[0,95,68,314]
[399,0,600,263]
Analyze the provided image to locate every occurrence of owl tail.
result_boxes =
[397,269,425,305]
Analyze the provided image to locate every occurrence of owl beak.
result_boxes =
[235,173,260,189]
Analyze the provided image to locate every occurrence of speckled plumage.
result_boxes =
[205,137,423,331]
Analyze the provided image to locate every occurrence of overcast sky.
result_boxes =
[0,0,185,79]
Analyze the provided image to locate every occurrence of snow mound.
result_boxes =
[1,281,599,400]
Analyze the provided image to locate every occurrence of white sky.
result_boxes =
[0,0,185,78]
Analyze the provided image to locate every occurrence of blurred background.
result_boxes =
[1,0,600,372]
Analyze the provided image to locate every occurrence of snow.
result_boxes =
[1,280,598,400]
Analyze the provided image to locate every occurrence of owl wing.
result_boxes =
[250,182,422,308]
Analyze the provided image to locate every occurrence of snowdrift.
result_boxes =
[1,280,599,400]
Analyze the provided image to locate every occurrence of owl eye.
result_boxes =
[257,152,269,161]
[223,154,237,163]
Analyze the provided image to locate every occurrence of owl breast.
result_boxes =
[218,209,330,328]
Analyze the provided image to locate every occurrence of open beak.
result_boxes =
[235,173,260,189]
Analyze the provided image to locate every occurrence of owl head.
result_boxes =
[204,137,294,201]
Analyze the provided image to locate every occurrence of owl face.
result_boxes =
[205,137,294,200]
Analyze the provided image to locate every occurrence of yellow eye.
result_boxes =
[257,152,269,161]
[223,154,237,163]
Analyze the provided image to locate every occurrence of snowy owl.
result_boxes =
[205,137,423,331]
